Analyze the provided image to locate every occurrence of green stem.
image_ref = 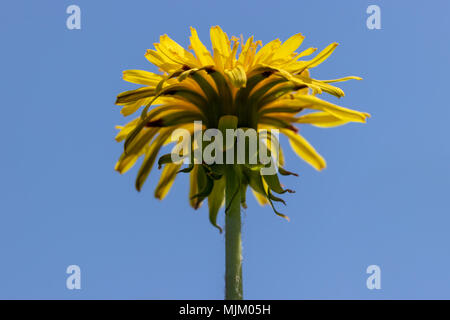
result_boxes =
[225,165,243,300]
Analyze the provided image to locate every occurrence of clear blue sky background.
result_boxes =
[1,0,449,299]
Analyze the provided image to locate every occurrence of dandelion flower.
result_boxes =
[114,26,369,299]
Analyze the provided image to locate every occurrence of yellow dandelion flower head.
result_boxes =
[114,26,370,231]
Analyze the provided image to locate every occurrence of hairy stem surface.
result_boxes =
[225,165,243,300]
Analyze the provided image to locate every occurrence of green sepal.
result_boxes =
[278,167,299,177]
[268,192,286,206]
[266,189,290,221]
[177,163,194,173]
[240,182,248,209]
[191,166,214,202]
[115,87,156,105]
[124,127,158,156]
[208,176,225,233]
[204,163,225,180]
[263,173,294,194]
[243,167,266,197]
[157,153,176,169]
[258,83,299,108]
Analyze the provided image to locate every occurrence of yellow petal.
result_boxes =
[224,38,239,70]
[303,42,338,69]
[320,76,363,83]
[123,70,164,86]
[212,48,224,71]
[295,75,346,97]
[242,39,260,70]
[254,39,282,65]
[189,27,215,66]
[295,112,349,127]
[119,96,174,117]
[251,188,269,206]
[272,33,305,62]
[120,100,143,117]
[158,34,200,67]
[115,118,139,142]
[135,129,174,191]
[293,95,370,123]
[115,138,154,174]
[280,48,318,72]
[282,129,326,171]
[154,163,182,200]
[189,165,200,208]
[237,36,254,67]
[145,49,180,73]
[296,47,317,58]
[115,153,140,174]
[210,26,231,68]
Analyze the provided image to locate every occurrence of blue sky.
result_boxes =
[1,0,449,299]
